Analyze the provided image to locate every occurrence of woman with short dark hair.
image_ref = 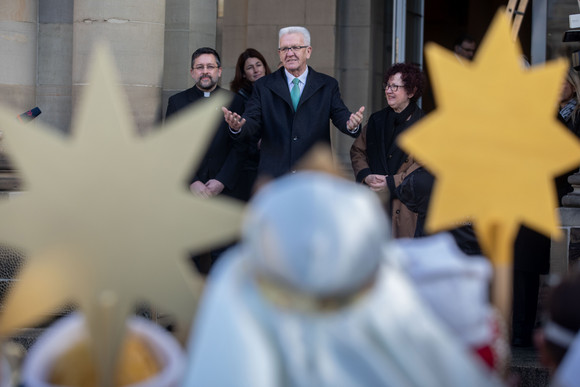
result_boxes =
[350,63,425,238]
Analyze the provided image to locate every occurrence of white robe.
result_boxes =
[182,246,502,387]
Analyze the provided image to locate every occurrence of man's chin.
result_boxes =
[197,82,215,91]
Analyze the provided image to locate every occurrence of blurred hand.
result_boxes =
[205,179,225,196]
[364,174,387,192]
[222,107,246,132]
[347,106,365,131]
[190,181,211,198]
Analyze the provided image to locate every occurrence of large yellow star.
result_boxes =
[399,9,580,264]
[0,44,243,383]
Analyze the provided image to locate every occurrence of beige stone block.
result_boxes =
[306,0,336,26]
[38,23,73,86]
[163,30,194,90]
[123,85,164,135]
[311,66,336,79]
[223,0,248,26]
[337,0,371,27]
[221,25,248,67]
[74,0,166,24]
[0,21,37,85]
[189,0,217,28]
[370,72,387,112]
[247,0,306,26]
[0,85,36,112]
[331,127,357,171]
[73,84,162,135]
[0,0,37,23]
[337,26,371,69]
[246,25,280,69]
[188,29,218,55]
[221,68,235,90]
[339,68,371,110]
[73,22,165,86]
[36,85,72,133]
[307,26,337,70]
[165,0,191,30]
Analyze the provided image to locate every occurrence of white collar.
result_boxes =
[285,67,308,86]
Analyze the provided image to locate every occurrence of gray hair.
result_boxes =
[279,26,311,46]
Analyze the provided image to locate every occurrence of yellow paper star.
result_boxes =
[0,44,243,383]
[399,9,580,264]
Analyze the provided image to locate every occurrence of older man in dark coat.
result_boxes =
[223,26,365,179]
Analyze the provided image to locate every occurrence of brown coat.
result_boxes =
[389,157,420,238]
[350,103,424,238]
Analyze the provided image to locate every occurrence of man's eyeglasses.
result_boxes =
[383,83,405,92]
[193,64,219,71]
[278,46,309,53]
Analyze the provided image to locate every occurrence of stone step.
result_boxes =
[509,347,550,387]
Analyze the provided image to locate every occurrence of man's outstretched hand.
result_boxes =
[222,107,246,133]
[347,106,365,131]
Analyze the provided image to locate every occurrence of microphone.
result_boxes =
[17,107,42,122]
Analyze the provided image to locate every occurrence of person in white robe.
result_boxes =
[181,171,502,387]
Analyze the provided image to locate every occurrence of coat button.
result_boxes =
[293,136,298,141]
[395,209,400,214]
[388,154,392,159]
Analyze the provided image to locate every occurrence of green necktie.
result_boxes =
[291,78,300,111]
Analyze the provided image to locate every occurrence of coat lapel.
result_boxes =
[298,67,324,109]
[265,66,324,112]
[265,69,294,110]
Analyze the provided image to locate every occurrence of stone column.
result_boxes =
[37,0,74,133]
[0,1,37,111]
[162,0,217,118]
[335,0,377,174]
[72,0,166,134]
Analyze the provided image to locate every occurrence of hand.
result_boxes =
[205,179,225,196]
[364,174,387,192]
[347,106,365,131]
[190,181,211,198]
[222,106,246,132]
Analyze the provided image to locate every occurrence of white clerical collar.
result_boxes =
[203,91,211,98]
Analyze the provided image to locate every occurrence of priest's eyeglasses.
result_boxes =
[193,64,219,71]
[383,83,405,92]
[278,46,309,53]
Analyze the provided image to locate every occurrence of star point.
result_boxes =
[399,9,580,262]
[0,43,244,383]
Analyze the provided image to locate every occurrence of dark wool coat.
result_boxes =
[165,85,246,198]
[236,66,359,178]
[350,103,424,238]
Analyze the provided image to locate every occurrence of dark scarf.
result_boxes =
[384,102,418,174]
[391,102,417,127]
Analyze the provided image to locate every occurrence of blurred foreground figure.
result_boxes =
[535,272,580,386]
[394,234,509,373]
[182,172,501,386]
